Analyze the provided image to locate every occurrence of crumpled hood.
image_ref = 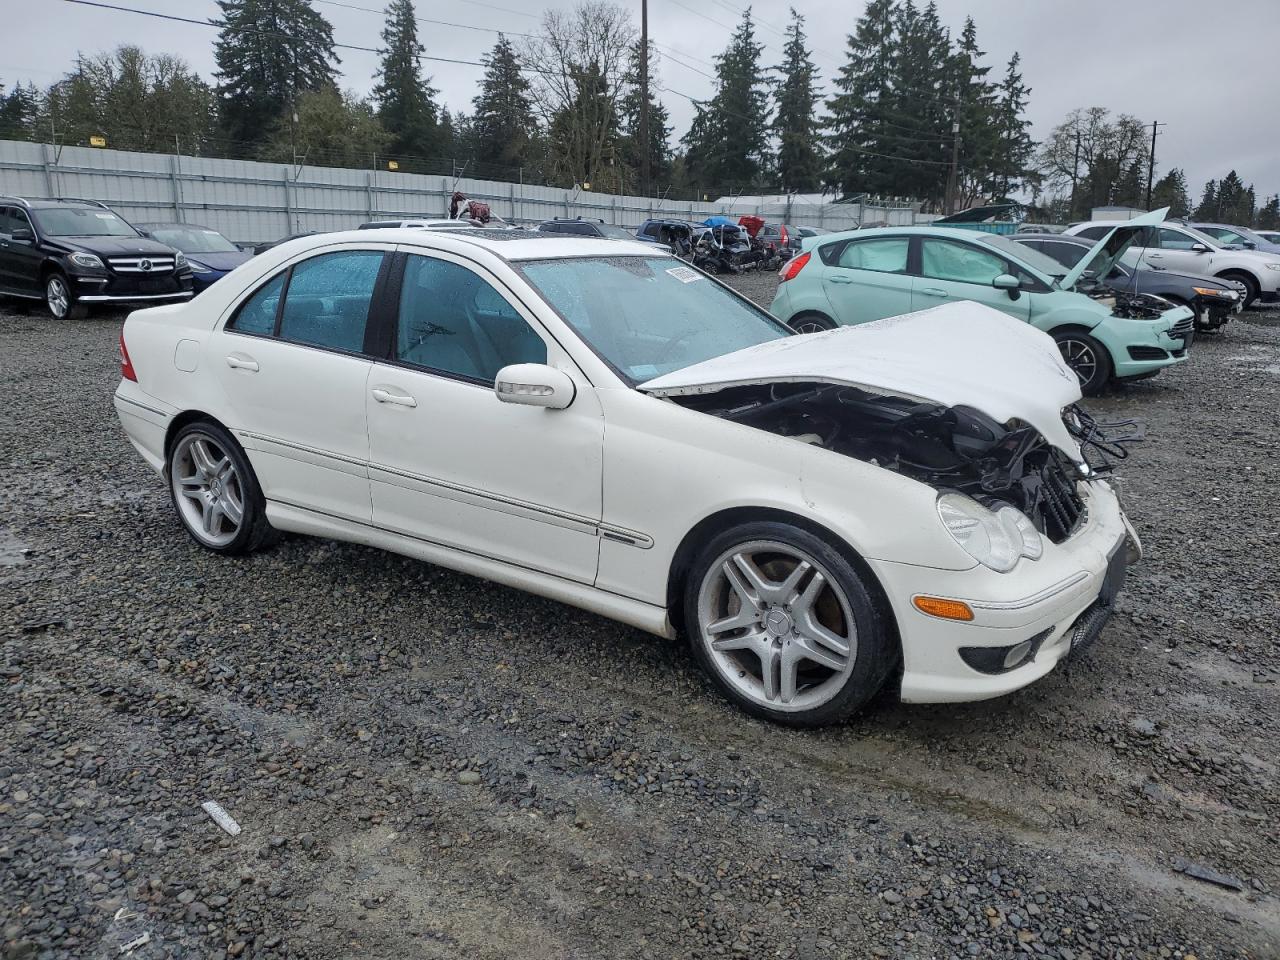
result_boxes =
[640,301,1086,462]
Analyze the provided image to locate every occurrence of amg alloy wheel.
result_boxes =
[45,273,85,320]
[687,522,894,726]
[167,422,275,555]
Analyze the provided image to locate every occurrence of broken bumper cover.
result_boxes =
[869,481,1137,704]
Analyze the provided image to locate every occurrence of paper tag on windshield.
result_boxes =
[666,266,701,283]
[95,212,115,219]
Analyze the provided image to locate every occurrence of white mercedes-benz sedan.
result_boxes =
[114,228,1142,726]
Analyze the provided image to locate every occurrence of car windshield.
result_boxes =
[33,208,138,237]
[978,233,1066,278]
[597,223,634,240]
[146,226,239,253]
[518,255,792,382]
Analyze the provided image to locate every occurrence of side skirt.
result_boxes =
[265,500,676,640]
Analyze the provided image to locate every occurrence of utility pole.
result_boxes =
[944,98,960,214]
[639,0,650,199]
[1144,120,1163,210]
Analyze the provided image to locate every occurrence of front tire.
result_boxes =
[1218,271,1259,309]
[167,421,275,555]
[1052,329,1112,396]
[684,521,894,727]
[45,272,87,320]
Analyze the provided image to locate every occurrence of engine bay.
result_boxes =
[676,383,1139,544]
[1083,286,1170,319]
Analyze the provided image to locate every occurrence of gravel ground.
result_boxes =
[2,283,1278,960]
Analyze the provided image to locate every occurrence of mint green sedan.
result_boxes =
[769,210,1194,394]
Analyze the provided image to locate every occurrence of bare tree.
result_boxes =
[1037,107,1150,218]
[522,1,635,189]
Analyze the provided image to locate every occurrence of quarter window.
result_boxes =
[836,237,909,273]
[919,239,1008,284]
[396,255,546,383]
[277,250,383,353]
[227,272,286,336]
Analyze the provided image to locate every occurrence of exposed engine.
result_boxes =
[677,384,1140,544]
[1084,286,1169,319]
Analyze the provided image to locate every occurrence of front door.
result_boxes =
[209,246,389,522]
[1136,226,1217,275]
[911,236,1032,321]
[366,250,604,583]
[820,235,913,323]
[0,207,43,296]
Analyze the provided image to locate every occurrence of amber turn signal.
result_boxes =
[913,596,975,621]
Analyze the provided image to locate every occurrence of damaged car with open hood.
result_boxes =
[114,228,1143,728]
[770,208,1194,395]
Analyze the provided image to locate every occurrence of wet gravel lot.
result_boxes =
[2,284,1278,960]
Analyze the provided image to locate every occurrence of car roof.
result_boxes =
[135,221,216,230]
[5,197,111,210]
[1013,233,1091,246]
[315,227,660,262]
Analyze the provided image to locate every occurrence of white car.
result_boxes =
[114,230,1141,726]
[1064,220,1280,308]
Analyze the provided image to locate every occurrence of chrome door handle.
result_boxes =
[225,355,259,372]
[827,275,853,284]
[919,287,948,298]
[372,387,417,408]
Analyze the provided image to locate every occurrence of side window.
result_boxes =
[919,239,1008,284]
[396,255,547,383]
[227,272,286,336]
[836,237,909,273]
[1076,226,1110,241]
[0,207,12,235]
[277,250,383,353]
[1155,228,1197,250]
[11,209,33,236]
[641,223,660,238]
[1040,242,1086,269]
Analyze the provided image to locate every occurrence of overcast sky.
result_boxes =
[7,0,1278,201]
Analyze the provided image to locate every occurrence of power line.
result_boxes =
[311,0,538,41]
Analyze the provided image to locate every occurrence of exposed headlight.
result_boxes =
[187,259,212,274]
[937,493,1042,573]
[1266,263,1280,272]
[1192,286,1235,299]
[69,252,104,270]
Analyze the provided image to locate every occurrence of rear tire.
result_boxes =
[789,311,836,335]
[684,520,894,727]
[167,420,276,556]
[1051,329,1113,396]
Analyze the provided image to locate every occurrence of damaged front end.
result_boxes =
[673,383,1141,545]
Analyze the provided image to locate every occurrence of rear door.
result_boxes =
[819,235,913,323]
[209,244,391,522]
[911,236,1032,321]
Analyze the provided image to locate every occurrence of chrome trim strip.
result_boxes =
[966,571,1092,611]
[78,292,193,302]
[114,395,168,419]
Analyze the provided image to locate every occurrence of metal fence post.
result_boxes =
[283,168,293,234]
[366,171,374,220]
[41,142,57,197]
[170,146,184,221]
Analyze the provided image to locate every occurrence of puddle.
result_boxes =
[0,528,29,566]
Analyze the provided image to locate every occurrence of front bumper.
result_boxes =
[1109,306,1193,378]
[72,270,194,305]
[869,481,1137,703]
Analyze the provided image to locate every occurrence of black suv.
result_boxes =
[0,197,194,319]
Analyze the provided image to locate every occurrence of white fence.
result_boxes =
[0,140,915,245]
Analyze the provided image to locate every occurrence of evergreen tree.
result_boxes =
[0,82,42,141]
[888,0,952,205]
[772,8,822,193]
[825,0,897,198]
[1194,180,1219,219]
[213,0,339,153]
[946,16,996,206]
[987,52,1033,198]
[549,62,621,189]
[618,40,672,192]
[1214,170,1254,224]
[263,87,386,168]
[1256,195,1279,230]
[373,0,441,160]
[1150,168,1191,217]
[471,36,537,175]
[682,10,771,193]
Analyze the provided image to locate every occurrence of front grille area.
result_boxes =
[1169,316,1194,340]
[1128,345,1169,361]
[107,256,176,274]
[1039,460,1086,543]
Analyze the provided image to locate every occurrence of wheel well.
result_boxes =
[1215,269,1258,291]
[163,411,220,460]
[665,506,900,651]
[789,309,835,327]
[39,261,65,283]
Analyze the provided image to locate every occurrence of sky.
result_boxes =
[6,0,1278,203]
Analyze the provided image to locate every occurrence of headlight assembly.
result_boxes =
[69,252,104,270]
[1192,286,1234,299]
[937,493,1042,573]
[1266,263,1280,273]
[174,251,189,269]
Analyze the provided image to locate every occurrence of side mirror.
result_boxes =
[11,227,33,242]
[992,273,1022,299]
[1243,241,1257,250]
[1190,243,1209,253]
[494,363,575,410]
